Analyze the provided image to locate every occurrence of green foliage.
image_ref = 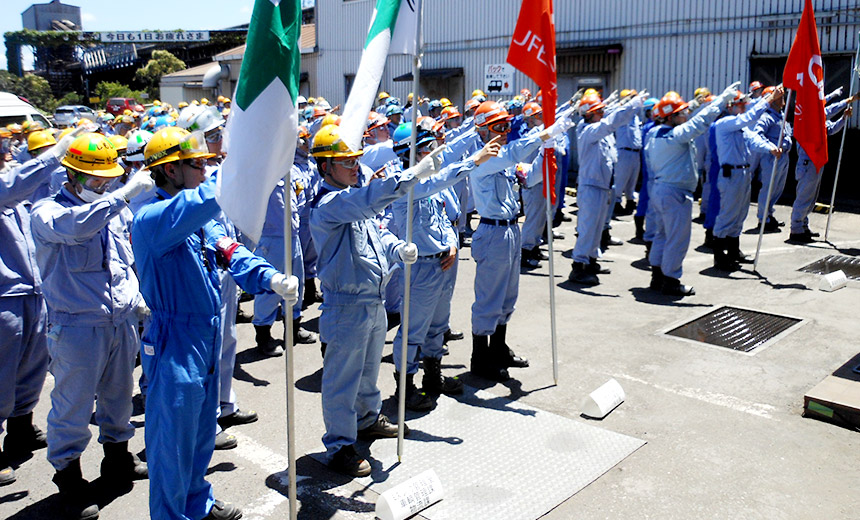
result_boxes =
[57,92,83,106]
[134,50,187,99]
[93,81,148,104]
[0,69,59,114]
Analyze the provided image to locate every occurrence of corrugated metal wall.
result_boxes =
[312,0,859,126]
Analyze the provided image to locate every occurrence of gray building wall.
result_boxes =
[22,0,82,31]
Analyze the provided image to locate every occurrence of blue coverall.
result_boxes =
[0,156,56,440]
[132,175,280,520]
[753,106,793,223]
[30,186,140,471]
[310,170,420,459]
[614,110,643,205]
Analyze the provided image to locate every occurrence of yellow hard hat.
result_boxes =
[217,95,226,103]
[619,89,637,98]
[694,87,711,99]
[123,109,133,116]
[62,133,124,178]
[108,135,128,153]
[7,123,22,134]
[583,88,598,97]
[440,97,452,107]
[58,127,76,141]
[310,124,363,158]
[378,92,390,101]
[144,127,215,168]
[0,128,12,138]
[178,101,188,108]
[191,100,199,106]
[320,113,341,127]
[21,120,44,133]
[200,97,210,105]
[27,130,57,153]
[153,100,162,106]
[223,98,230,105]
[471,89,486,98]
[407,92,414,101]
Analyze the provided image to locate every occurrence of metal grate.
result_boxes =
[798,254,860,281]
[665,306,801,353]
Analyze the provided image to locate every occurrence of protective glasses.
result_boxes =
[182,158,206,171]
[489,121,511,134]
[74,172,116,194]
[205,129,222,143]
[332,157,360,169]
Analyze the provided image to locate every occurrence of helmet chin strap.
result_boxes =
[323,161,350,190]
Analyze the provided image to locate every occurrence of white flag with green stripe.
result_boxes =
[339,0,419,153]
[218,0,302,243]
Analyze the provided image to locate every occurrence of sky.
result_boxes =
[1,0,257,69]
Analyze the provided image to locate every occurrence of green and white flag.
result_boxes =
[218,0,302,243]
[339,0,419,152]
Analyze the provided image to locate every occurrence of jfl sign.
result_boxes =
[511,30,556,73]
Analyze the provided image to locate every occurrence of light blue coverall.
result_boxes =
[572,102,639,264]
[295,155,320,278]
[361,140,399,172]
[645,102,722,280]
[753,106,793,223]
[30,186,140,471]
[310,169,421,459]
[713,98,770,238]
[614,110,643,205]
[132,176,280,520]
[469,131,544,336]
[0,156,56,439]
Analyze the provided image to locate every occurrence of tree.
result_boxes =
[134,50,186,99]
[93,81,148,104]
[0,69,59,114]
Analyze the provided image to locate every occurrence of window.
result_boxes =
[344,74,355,101]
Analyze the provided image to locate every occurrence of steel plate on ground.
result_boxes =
[310,386,645,520]
[664,305,802,353]
[798,254,860,281]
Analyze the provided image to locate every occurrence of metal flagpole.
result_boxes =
[824,31,860,242]
[397,0,424,463]
[754,89,792,271]
[282,169,297,519]
[543,145,559,385]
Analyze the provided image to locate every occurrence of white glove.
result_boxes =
[715,81,742,107]
[604,90,619,105]
[396,242,418,264]
[41,125,86,162]
[544,116,574,139]
[270,273,300,305]
[114,170,156,201]
[828,86,843,99]
[135,299,151,321]
[411,144,448,180]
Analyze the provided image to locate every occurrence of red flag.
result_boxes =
[783,0,828,170]
[507,0,558,204]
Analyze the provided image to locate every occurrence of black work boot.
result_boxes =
[633,215,645,241]
[490,324,529,368]
[520,249,540,269]
[0,447,15,486]
[588,257,610,275]
[531,246,549,260]
[422,357,464,395]
[703,228,715,250]
[470,334,509,382]
[202,499,243,520]
[303,277,323,308]
[100,441,148,481]
[569,262,599,286]
[328,445,370,478]
[3,412,47,457]
[293,318,318,344]
[649,266,664,290]
[254,325,284,357]
[662,277,695,296]
[53,458,99,520]
[357,414,407,440]
[625,199,637,214]
[393,372,433,411]
[601,229,622,250]
[731,236,753,264]
[713,237,739,272]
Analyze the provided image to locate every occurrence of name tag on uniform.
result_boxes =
[142,342,155,356]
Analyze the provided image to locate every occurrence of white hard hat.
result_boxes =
[177,105,225,134]
[297,95,307,105]
[125,130,154,162]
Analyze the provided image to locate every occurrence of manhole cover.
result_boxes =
[664,306,802,353]
[798,254,860,281]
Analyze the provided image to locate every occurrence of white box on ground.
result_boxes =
[581,378,625,419]
[375,469,444,520]
[819,270,848,292]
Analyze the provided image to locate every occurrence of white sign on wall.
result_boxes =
[98,31,210,43]
[484,64,514,95]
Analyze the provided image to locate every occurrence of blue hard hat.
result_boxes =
[392,122,435,155]
[428,99,442,110]
[385,104,404,117]
[644,97,659,110]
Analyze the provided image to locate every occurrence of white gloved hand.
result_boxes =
[270,273,300,305]
[135,299,151,321]
[543,116,575,139]
[41,125,86,162]
[604,90,619,105]
[411,144,448,180]
[114,170,156,201]
[396,242,418,264]
[828,86,843,99]
[715,81,742,107]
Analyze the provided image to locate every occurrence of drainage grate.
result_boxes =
[798,254,860,281]
[665,306,802,353]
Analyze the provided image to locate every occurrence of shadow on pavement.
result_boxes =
[629,287,711,308]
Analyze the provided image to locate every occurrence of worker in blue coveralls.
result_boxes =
[387,122,502,411]
[293,126,323,308]
[569,92,646,286]
[753,86,794,233]
[133,127,298,520]
[31,132,154,520]
[253,130,318,356]
[519,102,549,269]
[633,98,659,244]
[712,88,779,271]
[790,93,857,242]
[360,111,398,172]
[644,84,738,297]
[309,123,451,478]
[468,101,574,382]
[0,127,82,488]
[613,89,643,216]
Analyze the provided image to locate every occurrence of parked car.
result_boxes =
[0,92,52,129]
[53,104,98,127]
[105,97,138,116]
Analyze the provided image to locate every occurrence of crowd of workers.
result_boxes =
[0,79,856,519]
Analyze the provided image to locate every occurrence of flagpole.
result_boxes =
[824,31,860,242]
[281,170,298,520]
[397,0,423,463]
[543,146,559,385]
[754,89,792,271]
